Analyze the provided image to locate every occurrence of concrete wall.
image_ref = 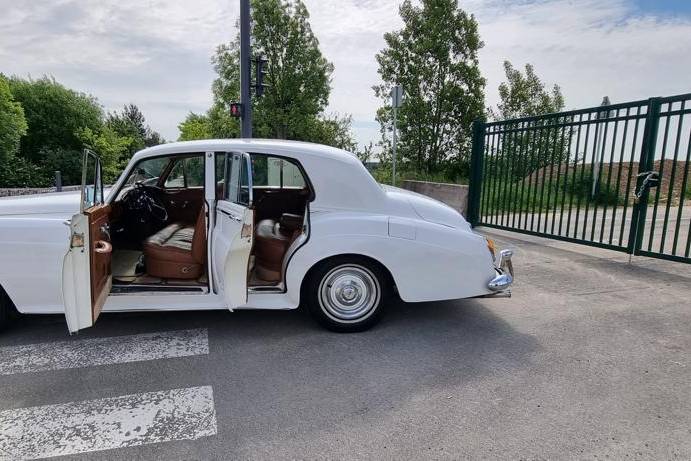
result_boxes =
[0,186,80,198]
[401,180,469,217]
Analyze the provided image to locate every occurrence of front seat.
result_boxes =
[144,209,206,279]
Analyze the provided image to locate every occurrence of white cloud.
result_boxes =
[0,0,690,145]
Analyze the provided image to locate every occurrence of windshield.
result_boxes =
[124,157,170,186]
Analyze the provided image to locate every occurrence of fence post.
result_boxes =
[467,119,486,227]
[627,97,661,255]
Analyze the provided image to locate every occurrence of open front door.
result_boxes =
[212,152,254,309]
[62,150,112,333]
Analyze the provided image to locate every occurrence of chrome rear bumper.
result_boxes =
[487,249,514,294]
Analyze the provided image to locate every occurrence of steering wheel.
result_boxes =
[124,183,168,222]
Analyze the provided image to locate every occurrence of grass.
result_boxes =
[481,173,627,215]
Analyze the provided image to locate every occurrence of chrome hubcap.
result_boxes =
[318,264,380,322]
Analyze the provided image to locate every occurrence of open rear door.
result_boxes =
[212,152,254,309]
[62,150,112,333]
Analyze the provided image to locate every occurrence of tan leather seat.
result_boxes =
[144,209,206,279]
[254,214,302,282]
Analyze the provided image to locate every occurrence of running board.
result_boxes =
[111,285,207,295]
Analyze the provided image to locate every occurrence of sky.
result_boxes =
[1,0,690,149]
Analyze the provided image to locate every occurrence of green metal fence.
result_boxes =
[467,93,691,264]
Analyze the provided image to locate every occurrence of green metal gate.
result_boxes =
[467,93,691,263]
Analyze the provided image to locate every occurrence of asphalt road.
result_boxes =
[0,229,690,460]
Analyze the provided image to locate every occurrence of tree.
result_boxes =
[490,61,565,120]
[306,113,357,151]
[196,0,356,149]
[373,0,486,178]
[7,76,103,163]
[107,104,164,166]
[77,126,132,183]
[0,76,27,162]
[0,155,51,188]
[488,61,568,181]
[178,112,213,141]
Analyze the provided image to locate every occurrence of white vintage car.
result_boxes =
[0,140,513,333]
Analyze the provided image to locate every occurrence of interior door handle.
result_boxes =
[100,223,111,240]
[94,240,112,254]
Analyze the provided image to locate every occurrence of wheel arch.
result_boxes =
[299,253,397,300]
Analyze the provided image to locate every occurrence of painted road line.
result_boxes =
[0,386,217,460]
[0,328,208,376]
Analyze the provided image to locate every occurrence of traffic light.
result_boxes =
[230,102,243,118]
[254,55,268,97]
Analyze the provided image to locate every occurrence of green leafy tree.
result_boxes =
[490,61,565,121]
[489,61,568,181]
[0,76,28,162]
[374,0,486,178]
[7,76,103,163]
[197,0,356,149]
[77,126,132,183]
[0,155,50,187]
[107,104,164,147]
[305,114,357,151]
[178,112,214,141]
[107,104,164,167]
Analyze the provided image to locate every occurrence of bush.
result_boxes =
[563,172,623,207]
[0,155,51,188]
[37,147,84,186]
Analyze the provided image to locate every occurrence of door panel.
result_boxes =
[211,152,254,309]
[86,204,112,321]
[215,202,253,307]
[63,150,112,333]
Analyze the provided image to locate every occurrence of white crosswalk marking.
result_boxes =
[0,386,217,460]
[0,328,209,376]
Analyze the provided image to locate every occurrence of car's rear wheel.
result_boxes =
[305,257,389,332]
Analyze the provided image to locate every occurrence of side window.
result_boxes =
[238,156,250,206]
[224,153,251,206]
[225,154,240,203]
[164,156,204,189]
[164,161,185,188]
[251,155,306,188]
[215,153,226,199]
[185,157,204,187]
[282,161,306,188]
[81,151,103,211]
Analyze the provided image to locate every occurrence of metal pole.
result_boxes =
[467,119,486,226]
[392,105,397,186]
[240,0,252,138]
[55,171,62,192]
